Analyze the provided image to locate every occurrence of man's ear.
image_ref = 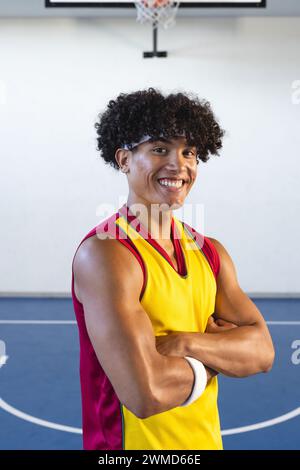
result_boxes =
[115,148,130,173]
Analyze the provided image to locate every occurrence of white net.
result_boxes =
[135,0,180,30]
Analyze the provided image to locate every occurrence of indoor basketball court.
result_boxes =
[0,0,299,453]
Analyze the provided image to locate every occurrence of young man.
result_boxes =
[71,88,275,450]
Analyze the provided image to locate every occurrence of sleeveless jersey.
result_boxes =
[71,204,223,450]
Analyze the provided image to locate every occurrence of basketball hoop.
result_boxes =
[134,0,180,30]
[134,0,180,58]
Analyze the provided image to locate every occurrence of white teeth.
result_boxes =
[158,179,184,188]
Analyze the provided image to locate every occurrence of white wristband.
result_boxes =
[180,356,208,407]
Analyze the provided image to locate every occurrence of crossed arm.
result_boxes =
[74,235,275,419]
[155,238,275,378]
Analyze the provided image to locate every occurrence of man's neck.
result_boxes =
[125,200,173,242]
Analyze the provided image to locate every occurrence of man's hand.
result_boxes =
[155,327,219,383]
[155,332,187,357]
[205,315,238,333]
[155,316,238,356]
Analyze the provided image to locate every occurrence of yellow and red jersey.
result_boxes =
[71,204,222,450]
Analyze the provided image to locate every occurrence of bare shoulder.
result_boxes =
[206,236,239,287]
[206,236,224,255]
[206,237,232,263]
[73,234,144,304]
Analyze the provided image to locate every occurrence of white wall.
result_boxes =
[0,16,299,295]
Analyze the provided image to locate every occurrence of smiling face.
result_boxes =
[115,136,198,212]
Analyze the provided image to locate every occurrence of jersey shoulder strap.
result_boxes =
[72,211,147,302]
[181,221,220,280]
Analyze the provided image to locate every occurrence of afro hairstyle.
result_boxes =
[94,87,225,170]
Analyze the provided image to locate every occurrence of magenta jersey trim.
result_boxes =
[181,221,220,279]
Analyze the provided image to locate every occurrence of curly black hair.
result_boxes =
[95,87,225,170]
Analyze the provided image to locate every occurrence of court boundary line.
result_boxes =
[1,320,299,437]
[221,407,300,435]
[0,397,82,434]
[0,396,299,437]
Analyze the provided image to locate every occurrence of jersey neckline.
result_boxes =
[118,204,188,278]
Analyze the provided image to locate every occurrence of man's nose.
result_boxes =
[165,150,188,168]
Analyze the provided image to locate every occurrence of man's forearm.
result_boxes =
[183,325,273,378]
[147,355,217,417]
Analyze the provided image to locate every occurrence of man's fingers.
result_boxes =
[216,318,238,328]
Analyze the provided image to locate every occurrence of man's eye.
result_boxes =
[152,148,196,156]
[185,150,196,157]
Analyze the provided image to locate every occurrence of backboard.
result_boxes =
[45,1,266,9]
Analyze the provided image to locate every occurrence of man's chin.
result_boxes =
[151,200,184,212]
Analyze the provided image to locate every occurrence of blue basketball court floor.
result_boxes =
[0,297,299,450]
